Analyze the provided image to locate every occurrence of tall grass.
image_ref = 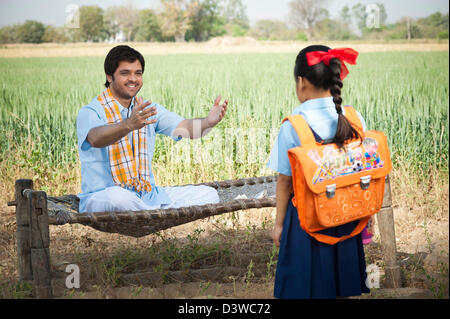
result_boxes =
[0,52,448,188]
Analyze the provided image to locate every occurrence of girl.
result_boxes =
[267,45,371,299]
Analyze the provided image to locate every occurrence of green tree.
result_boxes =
[383,12,448,40]
[186,0,226,41]
[221,0,249,29]
[17,20,46,43]
[104,7,122,41]
[336,5,355,39]
[340,5,352,26]
[78,5,106,42]
[0,24,21,44]
[42,26,69,43]
[135,9,164,42]
[104,5,139,42]
[230,24,247,37]
[159,0,192,42]
[422,12,449,28]
[250,20,288,40]
[416,12,449,38]
[288,0,329,40]
[315,18,355,40]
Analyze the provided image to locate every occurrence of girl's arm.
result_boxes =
[272,173,293,247]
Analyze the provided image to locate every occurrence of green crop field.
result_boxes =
[0,51,448,191]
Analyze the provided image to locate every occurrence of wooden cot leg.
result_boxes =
[14,179,34,282]
[377,175,402,288]
[28,190,53,299]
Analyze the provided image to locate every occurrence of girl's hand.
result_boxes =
[272,224,283,247]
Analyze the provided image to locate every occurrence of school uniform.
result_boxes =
[267,97,370,299]
[76,96,219,213]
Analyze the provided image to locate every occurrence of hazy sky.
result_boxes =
[0,0,448,27]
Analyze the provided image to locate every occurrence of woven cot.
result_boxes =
[46,176,277,237]
[10,175,402,298]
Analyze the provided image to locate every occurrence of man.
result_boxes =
[76,45,228,213]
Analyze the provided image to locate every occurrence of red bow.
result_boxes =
[306,48,359,80]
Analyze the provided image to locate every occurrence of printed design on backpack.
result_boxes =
[308,137,385,184]
[316,183,379,227]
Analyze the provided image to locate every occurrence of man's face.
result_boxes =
[107,60,143,101]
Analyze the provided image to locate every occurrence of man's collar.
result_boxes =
[114,96,135,112]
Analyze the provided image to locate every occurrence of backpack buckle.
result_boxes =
[326,184,336,199]
[360,176,371,190]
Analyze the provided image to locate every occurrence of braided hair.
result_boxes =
[294,45,361,148]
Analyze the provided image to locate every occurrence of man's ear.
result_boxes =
[106,74,113,84]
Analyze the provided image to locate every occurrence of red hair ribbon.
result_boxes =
[306,48,359,80]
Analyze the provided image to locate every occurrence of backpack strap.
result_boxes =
[305,217,370,245]
[282,115,318,146]
[284,106,364,145]
[343,106,364,137]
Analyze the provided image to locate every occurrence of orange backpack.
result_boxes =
[284,106,392,245]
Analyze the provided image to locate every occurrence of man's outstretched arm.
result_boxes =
[87,98,157,148]
[173,96,228,140]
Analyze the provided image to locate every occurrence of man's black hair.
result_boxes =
[104,45,145,87]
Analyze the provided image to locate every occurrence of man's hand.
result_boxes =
[87,97,157,148]
[173,96,229,139]
[123,96,157,131]
[206,96,228,127]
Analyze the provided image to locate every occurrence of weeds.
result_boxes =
[245,259,254,288]
[130,285,144,298]
[198,281,212,295]
[266,244,278,282]
[427,272,447,299]
[422,218,434,254]
[11,281,33,299]
[426,251,449,299]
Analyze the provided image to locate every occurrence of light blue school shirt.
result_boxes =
[76,96,185,213]
[267,97,367,176]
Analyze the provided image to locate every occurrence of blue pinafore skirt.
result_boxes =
[274,195,370,299]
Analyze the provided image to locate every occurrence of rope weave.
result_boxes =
[46,175,277,237]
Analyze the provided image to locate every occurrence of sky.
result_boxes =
[0,0,449,28]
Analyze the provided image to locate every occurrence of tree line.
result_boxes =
[0,0,448,44]
[287,1,448,41]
